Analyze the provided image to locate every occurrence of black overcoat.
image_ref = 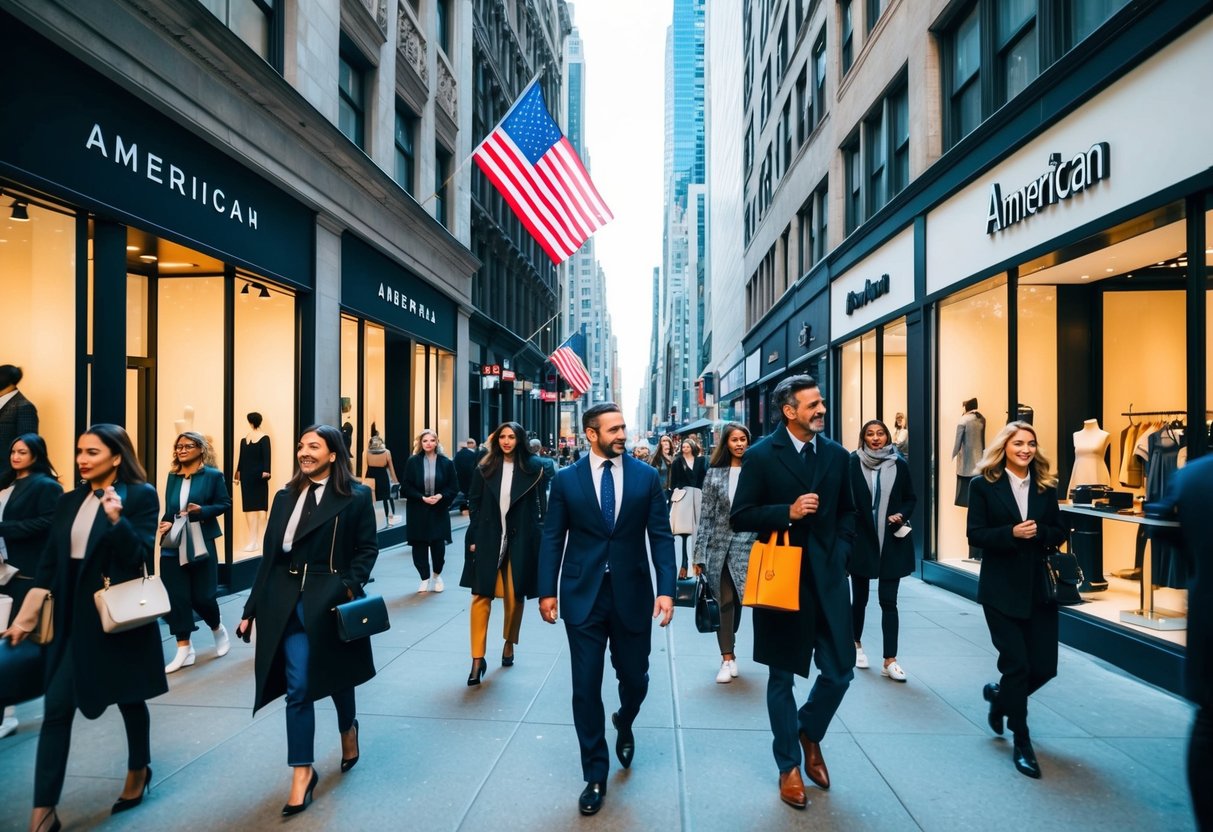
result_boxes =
[33,482,168,719]
[730,428,858,678]
[847,454,917,579]
[242,481,379,713]
[402,453,458,544]
[460,460,546,598]
[0,473,63,573]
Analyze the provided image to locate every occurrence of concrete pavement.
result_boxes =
[0,518,1197,831]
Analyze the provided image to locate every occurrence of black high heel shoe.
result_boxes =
[502,643,515,667]
[340,719,360,773]
[111,765,152,814]
[467,657,487,686]
[33,809,61,832]
[282,768,318,816]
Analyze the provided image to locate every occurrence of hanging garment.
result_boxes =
[1145,428,1186,589]
[1117,421,1143,488]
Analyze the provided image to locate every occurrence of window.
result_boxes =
[760,62,771,126]
[841,1,854,74]
[795,0,805,33]
[782,99,792,171]
[866,0,886,34]
[844,138,861,234]
[796,68,808,145]
[744,119,754,180]
[865,108,885,216]
[777,9,789,80]
[855,80,910,226]
[435,145,451,227]
[436,0,451,55]
[889,85,909,197]
[338,44,366,149]
[201,0,276,65]
[998,0,1038,103]
[950,4,981,143]
[394,104,418,195]
[813,179,828,263]
[1064,0,1130,49]
[812,28,828,129]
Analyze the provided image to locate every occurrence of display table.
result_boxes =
[1059,503,1185,631]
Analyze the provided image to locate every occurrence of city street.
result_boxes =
[0,517,1197,831]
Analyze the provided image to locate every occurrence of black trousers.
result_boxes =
[1191,705,1213,830]
[34,649,150,807]
[983,602,1059,737]
[850,576,901,658]
[412,542,446,579]
[160,554,221,641]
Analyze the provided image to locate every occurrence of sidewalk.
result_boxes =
[0,519,1197,831]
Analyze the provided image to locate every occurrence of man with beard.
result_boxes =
[537,403,676,816]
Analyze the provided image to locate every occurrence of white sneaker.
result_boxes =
[882,661,907,682]
[386,515,396,526]
[855,646,869,669]
[0,707,17,739]
[213,624,231,658]
[418,579,430,593]
[727,659,739,678]
[716,660,732,684]
[432,574,445,593]
[165,644,196,674]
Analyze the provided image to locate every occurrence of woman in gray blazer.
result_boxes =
[693,423,756,684]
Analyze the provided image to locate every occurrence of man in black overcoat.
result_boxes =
[0,364,38,479]
[453,437,480,511]
[730,375,857,810]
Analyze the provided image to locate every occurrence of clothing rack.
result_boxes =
[1121,406,1213,417]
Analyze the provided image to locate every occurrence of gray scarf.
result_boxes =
[857,444,898,549]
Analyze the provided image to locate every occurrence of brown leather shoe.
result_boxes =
[778,768,807,809]
[799,732,830,789]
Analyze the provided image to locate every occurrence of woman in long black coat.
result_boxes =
[968,420,1067,781]
[3,424,166,832]
[460,422,545,684]
[402,429,457,593]
[848,420,916,682]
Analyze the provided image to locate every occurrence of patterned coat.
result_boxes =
[693,467,755,610]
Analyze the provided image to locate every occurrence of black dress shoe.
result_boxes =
[111,765,152,814]
[983,683,1005,736]
[340,718,360,773]
[502,643,515,667]
[579,781,606,815]
[1013,735,1041,779]
[467,657,487,686]
[282,768,319,816]
[612,712,634,768]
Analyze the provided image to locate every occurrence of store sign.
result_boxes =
[986,142,1111,235]
[540,390,558,402]
[481,364,501,376]
[501,369,516,382]
[341,233,457,349]
[845,274,890,316]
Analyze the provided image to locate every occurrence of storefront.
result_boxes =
[467,318,558,448]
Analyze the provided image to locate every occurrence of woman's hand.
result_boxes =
[186,502,201,515]
[235,619,253,642]
[3,590,46,644]
[234,472,241,484]
[1012,520,1038,539]
[158,521,172,534]
[693,563,704,576]
[469,544,476,553]
[887,513,904,525]
[1,623,30,645]
[262,472,271,480]
[100,486,123,524]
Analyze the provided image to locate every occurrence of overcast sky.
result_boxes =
[571,0,675,425]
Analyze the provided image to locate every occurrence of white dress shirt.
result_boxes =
[588,450,623,525]
[727,466,741,503]
[1006,470,1031,522]
[786,426,818,456]
[71,490,104,559]
[0,389,17,413]
[283,476,329,553]
[498,460,514,555]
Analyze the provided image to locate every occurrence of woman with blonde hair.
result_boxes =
[402,429,457,593]
[967,420,1066,780]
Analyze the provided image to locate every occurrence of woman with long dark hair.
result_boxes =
[649,434,675,500]
[693,423,755,683]
[968,421,1066,780]
[461,422,546,685]
[237,425,379,816]
[3,424,165,832]
[0,433,63,739]
[159,432,233,674]
[670,436,707,577]
[848,420,916,682]
[402,429,457,593]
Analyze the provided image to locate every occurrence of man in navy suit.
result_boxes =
[538,402,676,816]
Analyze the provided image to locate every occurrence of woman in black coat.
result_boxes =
[402,429,457,593]
[967,420,1067,780]
[848,420,916,682]
[460,422,545,685]
[238,425,379,816]
[3,424,166,832]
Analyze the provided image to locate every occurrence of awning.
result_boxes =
[670,418,714,434]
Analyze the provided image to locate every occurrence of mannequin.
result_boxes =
[235,412,272,551]
[952,398,986,507]
[173,405,195,437]
[1068,418,1111,493]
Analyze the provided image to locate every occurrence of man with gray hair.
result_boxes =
[529,439,557,488]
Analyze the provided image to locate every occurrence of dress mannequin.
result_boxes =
[235,412,272,551]
[173,405,195,437]
[1069,419,1111,492]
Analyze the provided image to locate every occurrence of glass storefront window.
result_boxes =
[1016,286,1057,468]
[340,314,360,457]
[882,317,908,453]
[413,344,455,452]
[838,331,877,450]
[363,322,386,456]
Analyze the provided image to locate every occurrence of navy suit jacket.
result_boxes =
[537,453,676,632]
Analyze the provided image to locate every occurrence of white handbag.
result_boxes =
[94,564,171,634]
[669,487,701,536]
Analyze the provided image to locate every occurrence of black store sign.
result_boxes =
[341,233,457,350]
[0,12,314,285]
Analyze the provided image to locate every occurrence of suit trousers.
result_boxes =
[983,602,1058,737]
[850,576,901,658]
[282,599,356,767]
[1189,705,1213,830]
[766,603,852,773]
[565,573,651,782]
[160,553,221,641]
[412,542,446,580]
[34,643,151,806]
[716,564,738,656]
[470,558,522,657]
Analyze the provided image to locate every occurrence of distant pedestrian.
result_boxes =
[631,445,650,463]
[0,365,38,480]
[968,421,1066,780]
[364,430,400,527]
[649,434,675,501]
[692,423,754,684]
[454,437,480,512]
[670,436,706,577]
[403,429,457,593]
[847,420,916,682]
[529,439,557,489]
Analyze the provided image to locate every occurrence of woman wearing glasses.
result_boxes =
[159,432,233,674]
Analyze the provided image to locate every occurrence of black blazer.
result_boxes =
[461,460,546,598]
[0,392,38,475]
[402,453,458,544]
[670,456,707,489]
[847,455,916,579]
[967,473,1067,619]
[731,429,858,678]
[0,473,63,574]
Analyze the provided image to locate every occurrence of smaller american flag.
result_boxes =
[549,332,592,397]
[472,78,613,265]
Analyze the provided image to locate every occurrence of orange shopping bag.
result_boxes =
[741,530,801,611]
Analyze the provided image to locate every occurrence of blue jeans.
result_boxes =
[766,623,853,773]
[283,599,356,767]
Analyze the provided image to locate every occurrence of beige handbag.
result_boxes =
[669,487,701,535]
[94,565,171,633]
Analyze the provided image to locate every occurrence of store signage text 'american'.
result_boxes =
[846,274,890,315]
[986,142,1110,235]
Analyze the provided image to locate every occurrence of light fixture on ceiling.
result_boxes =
[158,262,199,269]
[9,200,30,222]
[1105,267,1114,272]
[242,282,271,298]
[139,254,158,262]
[126,245,140,252]
[240,283,250,294]
[1080,274,1090,280]
[258,285,271,299]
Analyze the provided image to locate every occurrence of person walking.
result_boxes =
[968,420,1066,779]
[234,412,271,551]
[848,420,916,682]
[236,425,379,816]
[537,403,676,816]
[731,375,858,811]
[3,424,166,832]
[692,423,755,684]
[0,365,38,481]
[462,423,546,685]
[402,429,457,593]
[364,431,400,527]
[159,432,233,674]
[529,438,557,491]
[649,434,675,502]
[453,437,480,513]
[0,433,63,739]
[670,437,707,577]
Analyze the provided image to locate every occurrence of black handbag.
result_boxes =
[333,594,391,642]
[0,639,45,705]
[674,575,698,608]
[1047,550,1085,606]
[694,575,720,634]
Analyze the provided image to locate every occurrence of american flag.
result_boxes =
[472,79,613,265]
[548,331,592,396]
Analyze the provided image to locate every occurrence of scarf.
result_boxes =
[857,444,898,549]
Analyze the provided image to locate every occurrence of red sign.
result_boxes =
[502,369,516,382]
[539,390,558,402]
[480,364,502,376]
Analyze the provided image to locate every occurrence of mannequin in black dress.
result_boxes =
[234,412,271,551]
